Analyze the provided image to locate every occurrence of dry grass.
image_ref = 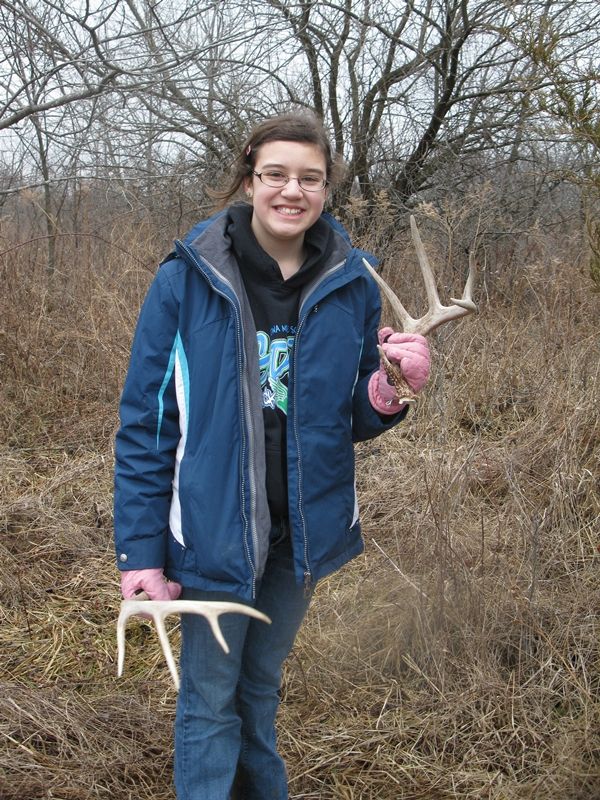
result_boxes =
[0,205,599,799]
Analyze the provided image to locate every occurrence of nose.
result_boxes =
[281,177,304,197]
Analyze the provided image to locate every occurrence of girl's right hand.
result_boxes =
[120,568,182,601]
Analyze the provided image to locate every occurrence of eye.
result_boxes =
[263,170,286,181]
[301,175,322,186]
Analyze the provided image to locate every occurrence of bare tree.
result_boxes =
[1,0,599,244]
[256,1,568,207]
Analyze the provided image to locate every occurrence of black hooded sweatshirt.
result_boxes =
[226,203,336,519]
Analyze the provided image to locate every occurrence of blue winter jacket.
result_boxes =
[114,209,406,600]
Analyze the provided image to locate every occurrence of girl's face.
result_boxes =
[244,140,329,255]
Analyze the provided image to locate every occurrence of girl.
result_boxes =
[114,111,430,800]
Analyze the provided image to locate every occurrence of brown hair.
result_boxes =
[209,111,345,210]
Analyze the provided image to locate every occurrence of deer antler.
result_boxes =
[363,216,477,335]
[363,215,477,402]
[117,597,271,691]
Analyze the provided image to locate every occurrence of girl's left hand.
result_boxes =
[378,326,430,393]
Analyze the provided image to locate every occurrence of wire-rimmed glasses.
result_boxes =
[251,170,328,192]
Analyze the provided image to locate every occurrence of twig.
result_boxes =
[16,569,33,641]
[370,538,430,601]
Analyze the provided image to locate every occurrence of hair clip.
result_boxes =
[245,145,252,157]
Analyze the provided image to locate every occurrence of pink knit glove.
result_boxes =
[120,568,182,601]
[381,328,430,391]
[368,327,430,415]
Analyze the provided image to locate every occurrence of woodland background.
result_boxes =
[0,1,599,798]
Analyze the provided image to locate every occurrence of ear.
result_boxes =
[242,175,253,197]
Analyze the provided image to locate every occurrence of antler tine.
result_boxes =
[362,215,478,336]
[449,248,477,312]
[117,599,271,692]
[361,258,413,331]
[153,612,179,688]
[409,215,443,322]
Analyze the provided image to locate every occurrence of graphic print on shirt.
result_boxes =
[257,324,296,414]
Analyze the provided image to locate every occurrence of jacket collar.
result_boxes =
[226,202,337,291]
[176,208,371,309]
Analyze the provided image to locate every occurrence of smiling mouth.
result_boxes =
[275,206,304,216]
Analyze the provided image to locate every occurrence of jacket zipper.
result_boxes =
[293,259,347,591]
[175,240,258,597]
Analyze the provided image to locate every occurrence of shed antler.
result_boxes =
[117,596,271,691]
[363,215,477,402]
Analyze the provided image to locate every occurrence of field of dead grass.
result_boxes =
[0,210,598,799]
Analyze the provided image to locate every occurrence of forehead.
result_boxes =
[254,140,327,173]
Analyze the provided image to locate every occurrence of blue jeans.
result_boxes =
[174,522,312,800]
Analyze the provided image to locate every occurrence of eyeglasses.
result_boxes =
[251,170,328,192]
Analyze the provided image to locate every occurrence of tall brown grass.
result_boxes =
[1,197,598,799]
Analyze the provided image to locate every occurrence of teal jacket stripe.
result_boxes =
[156,331,190,448]
[156,335,178,449]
